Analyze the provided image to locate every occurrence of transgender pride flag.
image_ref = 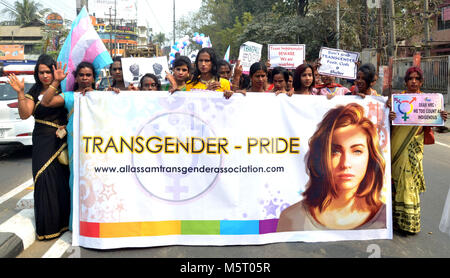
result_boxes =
[57,6,112,92]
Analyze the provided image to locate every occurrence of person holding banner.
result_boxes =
[248,62,269,93]
[291,64,317,95]
[128,73,161,91]
[350,63,379,97]
[277,103,386,231]
[316,75,350,96]
[165,56,192,93]
[287,71,294,95]
[217,59,233,81]
[313,60,323,86]
[186,48,231,93]
[41,61,118,231]
[7,54,70,240]
[389,66,448,235]
[271,66,289,94]
[108,56,127,91]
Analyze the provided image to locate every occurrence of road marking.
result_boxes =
[42,231,72,258]
[0,178,33,206]
[436,141,450,149]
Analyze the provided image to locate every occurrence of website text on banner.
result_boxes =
[72,92,392,249]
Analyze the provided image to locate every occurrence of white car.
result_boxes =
[0,75,35,146]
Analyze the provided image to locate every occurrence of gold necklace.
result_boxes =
[200,78,214,84]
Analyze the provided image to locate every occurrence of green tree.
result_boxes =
[2,0,50,25]
[172,0,443,62]
[154,32,168,47]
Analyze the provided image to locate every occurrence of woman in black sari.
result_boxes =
[8,54,70,240]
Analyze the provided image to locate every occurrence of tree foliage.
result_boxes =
[2,0,51,25]
[174,0,444,61]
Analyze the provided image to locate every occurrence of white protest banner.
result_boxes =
[121,57,170,87]
[318,47,360,79]
[268,44,305,69]
[238,41,263,74]
[72,92,392,249]
[391,93,444,126]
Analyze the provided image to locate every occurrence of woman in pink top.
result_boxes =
[315,74,350,96]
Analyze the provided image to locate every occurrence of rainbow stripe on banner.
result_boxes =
[80,219,279,238]
[57,6,112,92]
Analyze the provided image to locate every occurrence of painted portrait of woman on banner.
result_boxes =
[277,103,387,232]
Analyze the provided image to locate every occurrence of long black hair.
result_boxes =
[187,48,219,85]
[110,56,122,87]
[293,63,316,93]
[73,61,96,91]
[139,73,161,90]
[28,54,57,98]
[271,66,289,83]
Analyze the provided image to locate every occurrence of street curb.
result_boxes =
[0,232,24,258]
[0,209,36,258]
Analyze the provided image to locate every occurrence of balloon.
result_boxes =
[200,33,205,37]
[170,53,175,57]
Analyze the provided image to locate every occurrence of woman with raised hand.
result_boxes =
[164,55,192,93]
[389,66,448,235]
[7,54,70,240]
[41,61,112,231]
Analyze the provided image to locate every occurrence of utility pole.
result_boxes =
[105,0,118,57]
[424,0,431,57]
[388,0,396,58]
[173,0,176,45]
[114,0,117,57]
[377,0,383,74]
[363,1,368,49]
[105,7,114,56]
[336,0,340,49]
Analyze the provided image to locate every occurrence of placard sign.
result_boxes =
[391,93,444,126]
[238,41,263,74]
[268,44,305,69]
[121,57,169,87]
[318,47,360,79]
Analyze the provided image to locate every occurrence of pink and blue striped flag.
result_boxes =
[57,6,112,92]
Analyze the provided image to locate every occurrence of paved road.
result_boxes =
[0,145,32,197]
[0,130,446,259]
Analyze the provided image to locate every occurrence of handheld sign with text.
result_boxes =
[391,93,444,126]
[238,41,263,74]
[121,57,169,87]
[268,44,305,69]
[318,47,360,80]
